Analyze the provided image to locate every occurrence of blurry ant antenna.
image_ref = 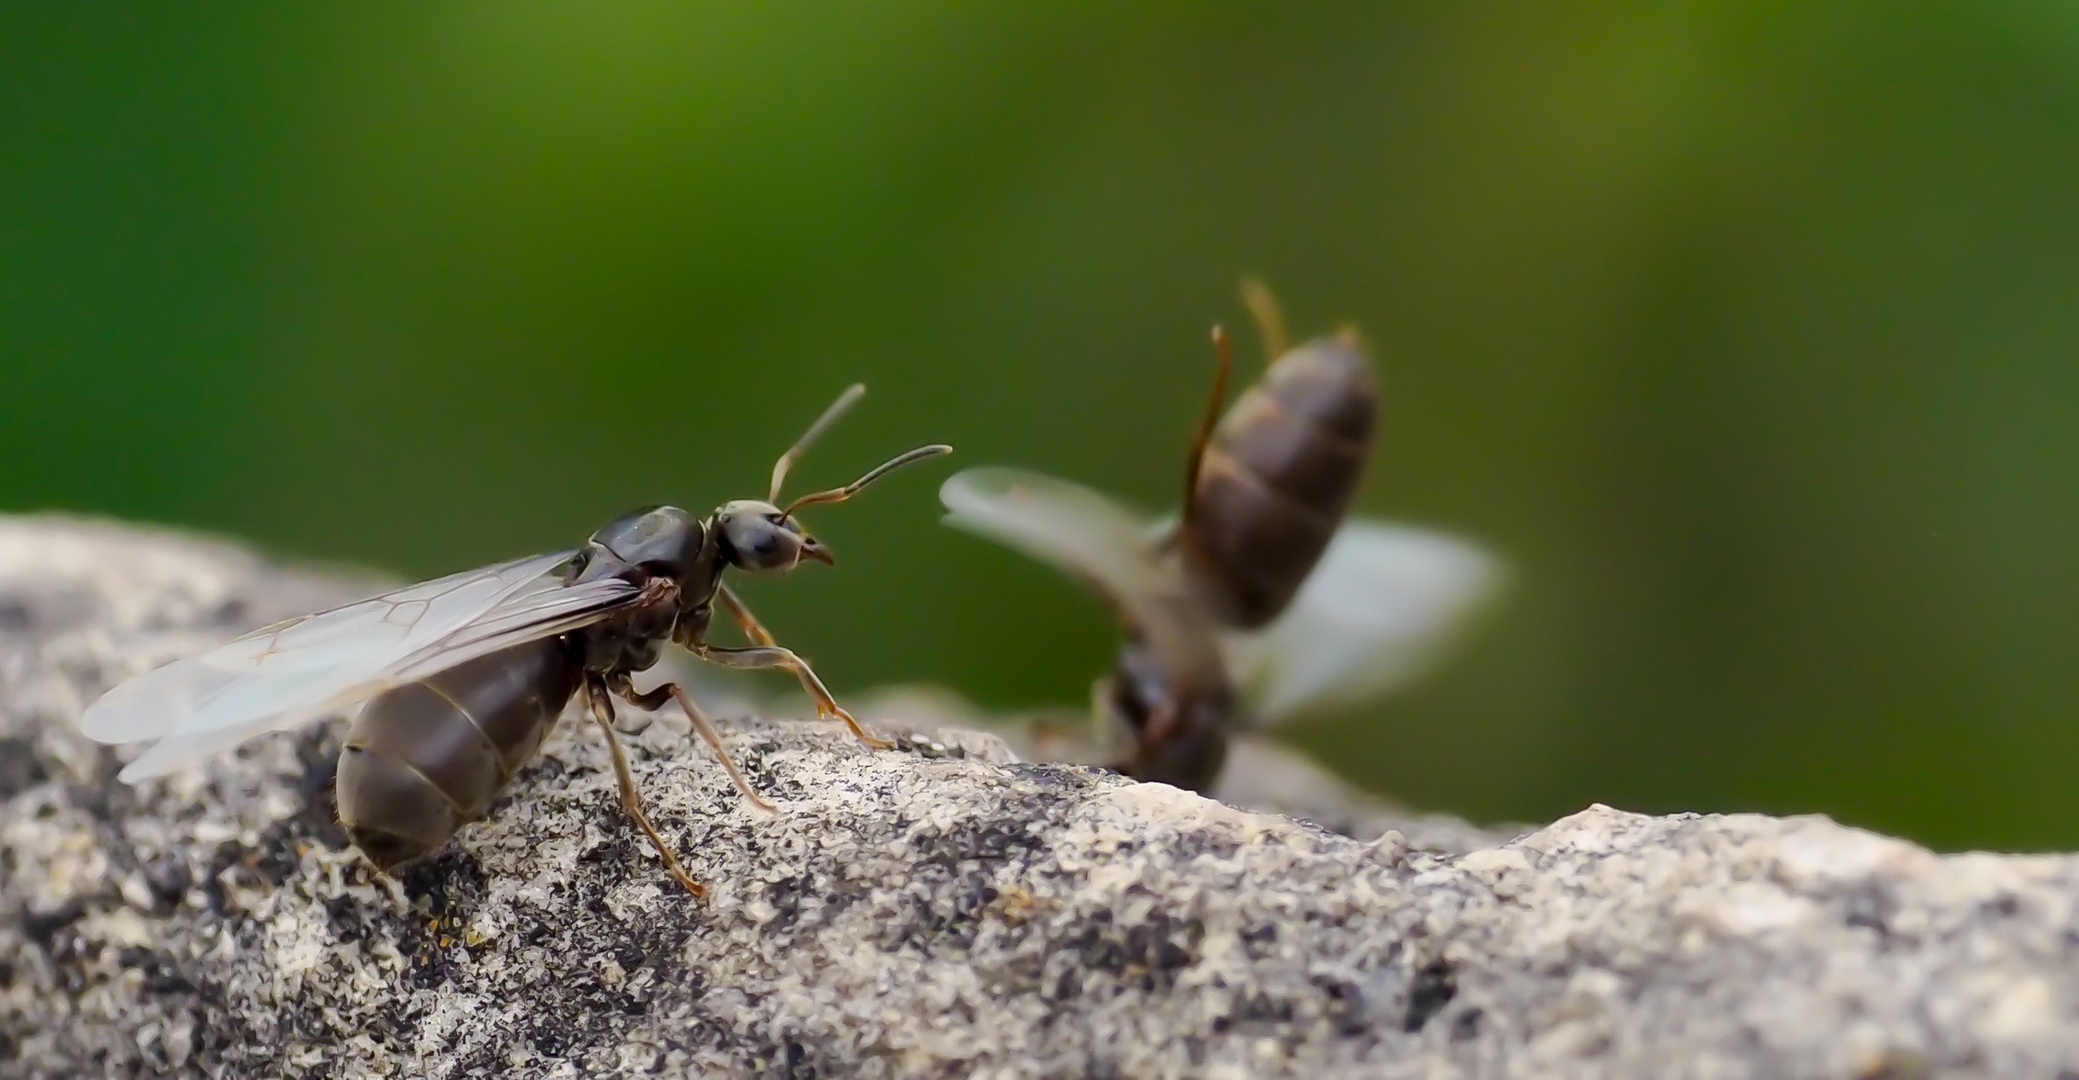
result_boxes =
[1239,277,1291,362]
[770,383,867,503]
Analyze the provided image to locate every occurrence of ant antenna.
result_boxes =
[783,444,953,516]
[770,383,867,503]
[1239,277,1290,362]
[1179,324,1235,527]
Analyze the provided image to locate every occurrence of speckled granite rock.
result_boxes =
[831,683,1516,855]
[5,515,2079,1079]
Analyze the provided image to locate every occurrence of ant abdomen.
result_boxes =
[1182,336,1378,629]
[337,637,582,871]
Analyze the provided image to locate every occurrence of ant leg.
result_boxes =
[1087,674,1131,760]
[1175,325,1235,536]
[715,584,779,646]
[1017,678,1117,766]
[707,586,890,749]
[586,677,707,900]
[612,675,776,813]
[689,640,893,749]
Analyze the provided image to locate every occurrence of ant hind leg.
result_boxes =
[585,677,707,900]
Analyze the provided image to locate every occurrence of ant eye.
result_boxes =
[752,532,780,557]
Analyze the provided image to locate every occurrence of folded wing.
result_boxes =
[79,550,645,781]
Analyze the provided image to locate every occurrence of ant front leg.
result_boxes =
[1087,674,1133,761]
[715,584,779,647]
[690,642,893,749]
[697,587,891,749]
[585,676,706,900]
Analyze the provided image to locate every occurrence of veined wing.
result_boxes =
[81,550,580,744]
[112,573,643,781]
[940,466,1168,607]
[1223,519,1503,725]
[387,574,645,682]
[79,550,641,781]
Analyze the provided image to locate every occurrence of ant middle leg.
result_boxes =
[715,584,779,647]
[704,586,891,749]
[688,640,892,749]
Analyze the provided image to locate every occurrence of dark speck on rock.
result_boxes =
[209,597,250,626]
[614,941,646,972]
[1316,977,1369,1036]
[143,857,193,910]
[0,736,49,801]
[400,850,487,915]
[1003,760,1108,791]
[20,899,87,948]
[1845,881,1899,936]
[1403,960,1457,1032]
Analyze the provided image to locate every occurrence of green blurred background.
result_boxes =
[6,4,2077,851]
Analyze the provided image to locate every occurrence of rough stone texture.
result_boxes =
[5,514,2079,1079]
[832,683,1518,856]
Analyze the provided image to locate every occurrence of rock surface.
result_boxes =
[830,682,1517,856]
[4,514,2079,1079]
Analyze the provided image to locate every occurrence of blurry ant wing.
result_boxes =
[1221,519,1503,725]
[939,466,1169,606]
[80,550,646,781]
[1141,511,1182,547]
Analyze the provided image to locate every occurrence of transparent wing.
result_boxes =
[79,549,642,780]
[112,722,314,785]
[1223,520,1503,725]
[111,575,642,781]
[939,466,1167,606]
[388,574,642,682]
[81,551,578,743]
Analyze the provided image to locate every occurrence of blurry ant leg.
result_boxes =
[715,584,778,647]
[1087,674,1131,760]
[1176,325,1236,535]
[585,677,706,900]
[612,675,775,813]
[689,640,893,749]
[1023,676,1121,765]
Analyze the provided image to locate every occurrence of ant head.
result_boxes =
[713,500,830,574]
[717,383,951,575]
